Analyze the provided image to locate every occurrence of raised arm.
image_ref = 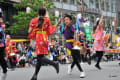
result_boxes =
[96,13,103,30]
[78,31,84,37]
[99,15,103,26]
[28,2,46,33]
[55,18,63,30]
[43,2,49,18]
[114,17,118,30]
[28,27,33,33]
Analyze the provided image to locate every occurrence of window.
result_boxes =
[101,0,105,11]
[77,0,82,5]
[105,0,110,11]
[70,0,75,5]
[118,12,120,25]
[84,0,89,8]
[91,15,94,24]
[56,0,60,2]
[96,0,99,9]
[111,0,116,12]
[90,0,95,8]
[63,0,67,3]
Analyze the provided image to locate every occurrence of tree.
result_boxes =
[0,0,3,2]
[9,0,56,35]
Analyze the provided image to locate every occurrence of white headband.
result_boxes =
[0,8,2,13]
[96,18,100,22]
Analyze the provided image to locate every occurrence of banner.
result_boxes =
[84,23,92,42]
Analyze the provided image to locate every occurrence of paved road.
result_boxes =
[1,61,120,80]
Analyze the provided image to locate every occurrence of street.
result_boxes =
[0,0,120,80]
[2,61,120,80]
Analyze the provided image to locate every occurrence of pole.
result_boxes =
[111,0,113,43]
[60,0,64,46]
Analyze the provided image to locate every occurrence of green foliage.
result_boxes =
[10,0,56,34]
[0,0,3,2]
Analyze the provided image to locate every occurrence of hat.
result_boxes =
[96,18,100,22]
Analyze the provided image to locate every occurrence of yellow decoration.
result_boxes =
[66,39,74,42]
[11,39,29,42]
[66,48,71,55]
[114,35,118,43]
[117,41,120,46]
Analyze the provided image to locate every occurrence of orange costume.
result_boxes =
[104,33,110,46]
[28,17,55,55]
[5,40,17,57]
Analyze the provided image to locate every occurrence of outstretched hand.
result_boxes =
[58,18,63,24]
[114,17,116,22]
[55,17,63,29]
[43,2,46,7]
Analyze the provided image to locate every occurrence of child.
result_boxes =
[28,7,59,80]
[55,14,85,78]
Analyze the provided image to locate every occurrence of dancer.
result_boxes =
[28,2,48,49]
[5,35,18,70]
[90,13,104,70]
[29,7,59,80]
[0,9,7,80]
[55,14,85,78]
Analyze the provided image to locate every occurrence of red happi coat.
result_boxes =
[5,40,17,57]
[28,17,55,55]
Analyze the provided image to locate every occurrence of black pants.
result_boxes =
[80,54,88,62]
[0,13,2,17]
[33,55,57,76]
[92,51,103,65]
[0,47,7,73]
[71,49,83,72]
[19,59,26,67]
[8,56,17,68]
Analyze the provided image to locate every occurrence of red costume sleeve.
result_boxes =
[28,18,38,39]
[29,18,37,28]
[46,18,55,35]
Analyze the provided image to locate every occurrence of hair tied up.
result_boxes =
[37,16,44,28]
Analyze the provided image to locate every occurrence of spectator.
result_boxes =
[19,54,26,67]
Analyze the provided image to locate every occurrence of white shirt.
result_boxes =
[117,37,120,43]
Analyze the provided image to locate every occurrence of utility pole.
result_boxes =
[60,0,64,46]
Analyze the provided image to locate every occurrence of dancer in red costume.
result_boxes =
[28,6,59,80]
[5,35,18,69]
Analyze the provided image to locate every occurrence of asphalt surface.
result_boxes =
[1,61,120,80]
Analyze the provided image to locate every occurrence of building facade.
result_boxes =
[52,0,116,31]
[0,0,27,38]
[0,0,117,40]
[51,0,117,45]
[116,0,120,26]
[0,0,117,30]
[0,0,17,26]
